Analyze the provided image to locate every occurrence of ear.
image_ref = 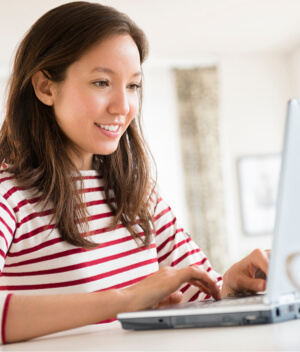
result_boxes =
[31,71,55,106]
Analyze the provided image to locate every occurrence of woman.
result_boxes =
[0,1,269,344]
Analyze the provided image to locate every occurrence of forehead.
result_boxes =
[68,34,141,75]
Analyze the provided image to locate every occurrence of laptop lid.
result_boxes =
[266,98,300,304]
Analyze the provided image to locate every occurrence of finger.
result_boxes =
[187,267,222,300]
[189,278,220,294]
[250,249,269,277]
[265,249,271,258]
[206,280,222,300]
[156,291,183,308]
[188,280,213,295]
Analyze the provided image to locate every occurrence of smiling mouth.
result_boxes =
[95,123,120,132]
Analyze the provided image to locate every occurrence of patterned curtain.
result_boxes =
[174,67,227,273]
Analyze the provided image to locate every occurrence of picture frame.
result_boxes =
[237,154,281,235]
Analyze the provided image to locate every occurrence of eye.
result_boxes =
[93,80,109,87]
[127,83,141,91]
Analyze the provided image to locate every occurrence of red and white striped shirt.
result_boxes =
[0,168,221,343]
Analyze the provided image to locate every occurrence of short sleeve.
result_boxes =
[0,195,16,344]
[150,189,222,302]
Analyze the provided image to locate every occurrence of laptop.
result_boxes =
[117,98,300,330]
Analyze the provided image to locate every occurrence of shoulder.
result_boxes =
[0,170,18,221]
[148,182,168,216]
[0,168,18,195]
[0,167,32,215]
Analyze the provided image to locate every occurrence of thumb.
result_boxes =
[156,291,183,308]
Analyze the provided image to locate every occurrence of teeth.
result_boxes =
[96,124,119,132]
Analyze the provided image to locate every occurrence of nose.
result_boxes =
[107,87,130,116]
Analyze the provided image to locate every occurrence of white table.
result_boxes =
[2,319,300,351]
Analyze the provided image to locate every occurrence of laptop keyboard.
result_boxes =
[185,294,264,309]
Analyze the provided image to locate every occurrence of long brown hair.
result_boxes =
[0,1,156,248]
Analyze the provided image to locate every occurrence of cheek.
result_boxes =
[55,88,104,122]
[128,95,139,120]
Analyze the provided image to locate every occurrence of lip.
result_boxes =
[94,123,121,138]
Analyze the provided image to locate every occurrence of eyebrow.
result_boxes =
[91,66,142,77]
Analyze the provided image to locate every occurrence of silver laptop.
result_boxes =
[117,99,300,330]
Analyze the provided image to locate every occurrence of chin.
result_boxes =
[92,139,123,156]
[96,146,119,156]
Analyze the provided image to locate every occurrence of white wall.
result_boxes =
[0,73,7,122]
[142,54,292,266]
[219,54,291,263]
[290,48,300,98]
[142,66,189,232]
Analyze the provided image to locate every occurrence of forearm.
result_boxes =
[5,290,127,343]
[4,265,224,343]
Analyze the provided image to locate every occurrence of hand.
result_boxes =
[123,265,222,312]
[221,249,270,297]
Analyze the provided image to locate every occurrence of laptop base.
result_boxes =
[119,301,300,330]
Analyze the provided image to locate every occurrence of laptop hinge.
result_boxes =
[264,292,297,305]
[278,293,297,304]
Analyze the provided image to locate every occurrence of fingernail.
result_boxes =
[175,292,183,301]
[258,282,265,291]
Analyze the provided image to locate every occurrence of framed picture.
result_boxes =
[237,154,281,235]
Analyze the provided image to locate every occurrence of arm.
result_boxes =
[5,265,221,343]
[5,290,123,343]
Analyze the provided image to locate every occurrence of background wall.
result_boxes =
[219,55,291,261]
[1,0,300,271]
[142,54,292,267]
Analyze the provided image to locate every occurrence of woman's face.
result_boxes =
[52,34,141,170]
